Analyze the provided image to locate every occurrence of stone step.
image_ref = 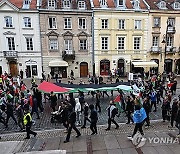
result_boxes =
[17,150,66,154]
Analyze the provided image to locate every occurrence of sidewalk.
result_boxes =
[0,121,180,154]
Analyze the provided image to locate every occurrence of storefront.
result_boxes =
[25,60,38,78]
[49,60,68,78]
[165,59,173,74]
[100,59,110,76]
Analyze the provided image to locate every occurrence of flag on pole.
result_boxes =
[114,95,124,113]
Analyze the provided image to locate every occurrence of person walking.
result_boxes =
[128,105,147,140]
[89,104,98,135]
[70,70,75,80]
[23,107,37,139]
[16,103,24,131]
[49,91,57,112]
[75,98,81,126]
[150,89,157,112]
[125,96,134,124]
[143,97,151,127]
[64,105,81,143]
[81,102,90,129]
[162,97,170,122]
[106,100,119,130]
[170,98,178,127]
[31,95,40,119]
[95,90,101,113]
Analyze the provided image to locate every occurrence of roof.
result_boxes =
[93,0,148,9]
[0,0,37,9]
[41,0,91,10]
[145,0,180,11]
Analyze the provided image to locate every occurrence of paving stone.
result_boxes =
[72,138,87,152]
[107,148,123,154]
[93,150,108,154]
[104,135,120,150]
[167,145,180,154]
[121,148,138,154]
[91,136,106,151]
[141,146,159,154]
[0,141,22,154]
[116,134,134,149]
[154,145,174,154]
[43,137,61,150]
[59,139,73,153]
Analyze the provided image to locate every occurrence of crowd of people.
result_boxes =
[0,71,180,142]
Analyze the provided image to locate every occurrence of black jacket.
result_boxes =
[68,111,76,124]
[176,110,180,123]
[90,109,98,123]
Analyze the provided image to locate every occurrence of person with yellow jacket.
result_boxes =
[23,106,37,139]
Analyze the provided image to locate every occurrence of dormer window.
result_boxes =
[22,0,31,9]
[63,0,71,8]
[133,0,140,9]
[48,0,56,9]
[78,1,85,9]
[174,2,180,9]
[159,1,166,9]
[100,0,107,7]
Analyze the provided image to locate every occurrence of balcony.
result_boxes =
[118,50,125,54]
[166,47,176,54]
[167,26,176,34]
[62,50,75,61]
[150,47,162,54]
[3,51,18,58]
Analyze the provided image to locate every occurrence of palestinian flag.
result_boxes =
[7,93,13,100]
[21,84,27,91]
[114,95,123,113]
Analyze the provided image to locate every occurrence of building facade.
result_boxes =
[146,0,180,74]
[0,0,42,78]
[40,0,92,78]
[92,0,149,76]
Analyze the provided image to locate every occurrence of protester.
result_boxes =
[106,100,119,130]
[75,98,81,126]
[125,96,134,124]
[95,90,101,113]
[170,98,178,127]
[64,105,81,143]
[81,102,90,129]
[49,91,57,112]
[89,104,98,135]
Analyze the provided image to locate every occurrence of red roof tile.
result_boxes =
[145,0,176,11]
[0,0,37,9]
[107,0,115,8]
[93,0,100,8]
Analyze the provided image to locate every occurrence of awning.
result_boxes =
[49,60,68,67]
[132,61,158,67]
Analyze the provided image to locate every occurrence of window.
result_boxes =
[118,37,125,50]
[64,18,72,29]
[78,18,86,29]
[134,20,141,29]
[174,2,180,9]
[134,37,141,50]
[4,16,13,27]
[152,36,159,47]
[49,39,58,50]
[153,17,160,27]
[119,19,125,29]
[101,19,108,29]
[118,0,124,6]
[79,40,87,50]
[64,40,72,51]
[24,17,31,28]
[101,0,106,6]
[159,1,166,9]
[167,18,175,27]
[23,0,31,9]
[167,36,173,47]
[63,0,70,8]
[48,17,57,29]
[78,1,85,9]
[101,37,108,50]
[26,37,33,50]
[7,37,15,50]
[48,0,56,8]
[133,0,140,9]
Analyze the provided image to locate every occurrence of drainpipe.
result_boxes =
[92,10,95,77]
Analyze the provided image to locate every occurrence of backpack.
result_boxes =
[112,107,118,117]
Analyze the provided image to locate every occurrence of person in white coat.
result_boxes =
[75,98,81,125]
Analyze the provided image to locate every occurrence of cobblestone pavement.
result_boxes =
[0,77,180,135]
[0,121,180,154]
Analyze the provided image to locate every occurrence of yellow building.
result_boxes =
[92,0,149,76]
[146,0,180,75]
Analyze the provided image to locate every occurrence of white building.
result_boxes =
[0,0,42,78]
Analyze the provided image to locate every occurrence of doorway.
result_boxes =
[150,59,159,75]
[0,66,2,76]
[51,67,67,78]
[100,59,110,76]
[9,61,18,76]
[80,62,88,77]
[175,59,180,75]
[118,59,125,76]
[165,59,173,74]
